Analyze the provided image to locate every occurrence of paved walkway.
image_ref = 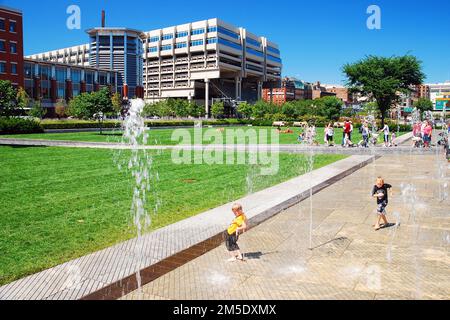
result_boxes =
[0,155,374,300]
[122,154,450,300]
[0,132,439,156]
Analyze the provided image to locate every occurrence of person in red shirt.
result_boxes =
[342,120,351,146]
[423,120,433,148]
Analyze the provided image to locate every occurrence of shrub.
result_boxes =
[0,117,44,134]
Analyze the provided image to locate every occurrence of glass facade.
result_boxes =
[175,42,187,49]
[162,34,173,40]
[190,39,203,47]
[148,46,158,53]
[246,47,263,57]
[149,36,159,42]
[207,26,217,33]
[161,44,172,51]
[176,31,188,38]
[218,26,240,40]
[267,54,282,63]
[246,38,261,47]
[56,67,66,99]
[218,38,242,50]
[207,37,218,44]
[267,46,280,55]
[24,63,33,79]
[191,28,205,35]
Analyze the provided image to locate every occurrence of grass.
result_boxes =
[0,145,347,285]
[2,126,407,146]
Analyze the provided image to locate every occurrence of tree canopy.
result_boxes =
[67,88,113,120]
[343,55,425,126]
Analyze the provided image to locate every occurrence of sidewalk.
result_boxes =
[122,154,450,300]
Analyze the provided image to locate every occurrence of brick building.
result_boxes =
[0,5,24,88]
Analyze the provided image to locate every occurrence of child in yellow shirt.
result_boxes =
[225,203,247,262]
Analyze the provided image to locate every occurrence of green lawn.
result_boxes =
[2,126,407,146]
[0,145,347,285]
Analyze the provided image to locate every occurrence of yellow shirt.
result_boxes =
[227,214,247,235]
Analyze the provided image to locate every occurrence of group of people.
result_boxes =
[411,120,433,148]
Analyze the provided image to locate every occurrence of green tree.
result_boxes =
[211,101,225,119]
[252,100,277,119]
[237,101,253,119]
[343,55,425,126]
[28,100,47,119]
[316,96,344,120]
[0,80,18,118]
[172,99,189,118]
[413,98,433,118]
[67,88,113,120]
[281,102,297,119]
[187,101,205,118]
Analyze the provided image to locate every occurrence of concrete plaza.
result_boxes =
[123,153,450,300]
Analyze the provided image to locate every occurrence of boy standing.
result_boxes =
[225,204,247,262]
[372,177,392,231]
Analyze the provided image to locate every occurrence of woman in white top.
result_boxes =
[379,124,390,147]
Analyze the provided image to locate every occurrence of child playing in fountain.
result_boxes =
[224,203,247,262]
[372,177,392,231]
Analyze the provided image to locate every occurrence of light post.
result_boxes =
[94,111,105,135]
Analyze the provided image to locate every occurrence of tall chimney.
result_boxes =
[101,10,105,28]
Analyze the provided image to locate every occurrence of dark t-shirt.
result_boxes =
[372,183,392,204]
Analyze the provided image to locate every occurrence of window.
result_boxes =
[40,65,50,80]
[9,20,16,33]
[175,42,187,49]
[246,38,261,47]
[148,46,158,53]
[0,40,5,52]
[162,34,173,40]
[218,26,240,40]
[176,31,188,38]
[218,38,242,50]
[56,67,66,82]
[72,70,81,82]
[0,62,6,73]
[207,26,217,33]
[190,39,203,47]
[24,63,33,79]
[267,46,280,55]
[11,63,17,75]
[0,19,4,31]
[267,54,282,63]
[191,28,205,36]
[246,47,263,57]
[207,37,218,44]
[10,42,17,54]
[161,45,172,51]
[149,36,160,43]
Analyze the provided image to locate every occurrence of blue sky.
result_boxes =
[2,0,450,84]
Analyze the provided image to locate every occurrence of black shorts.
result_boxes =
[224,231,239,251]
[326,135,333,142]
[377,201,388,215]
